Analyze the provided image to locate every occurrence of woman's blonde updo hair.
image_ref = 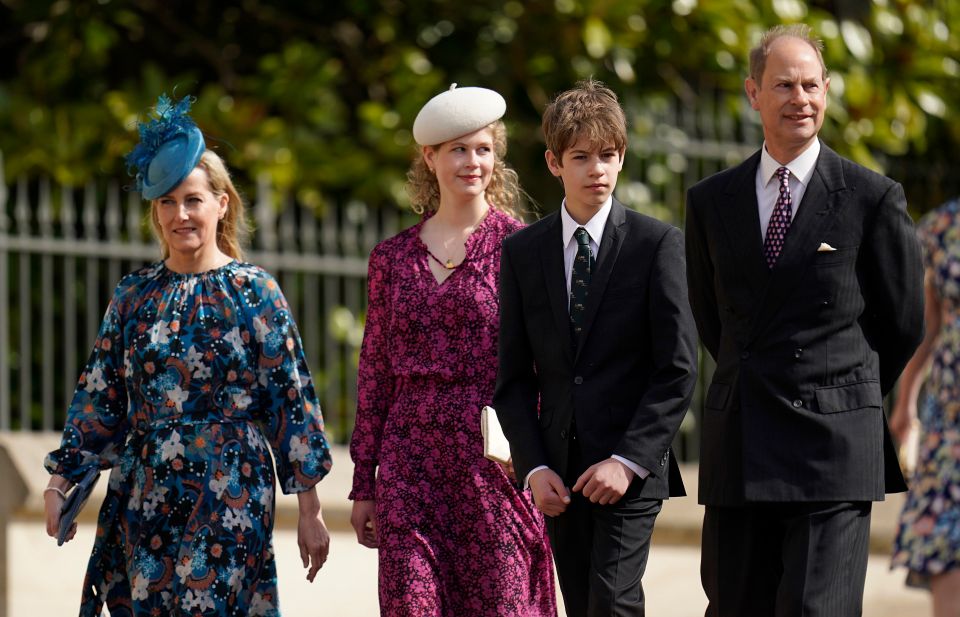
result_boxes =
[406,120,525,220]
[149,150,250,260]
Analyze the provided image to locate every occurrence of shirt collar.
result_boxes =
[560,197,613,248]
[759,139,821,188]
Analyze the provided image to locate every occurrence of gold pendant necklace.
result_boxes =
[425,246,460,270]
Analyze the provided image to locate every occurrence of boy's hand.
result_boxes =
[528,468,571,516]
[573,458,635,505]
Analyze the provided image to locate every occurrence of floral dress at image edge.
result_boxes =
[45,261,332,617]
[349,208,557,616]
[892,198,960,586]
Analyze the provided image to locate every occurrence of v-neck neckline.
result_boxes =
[415,208,495,287]
[424,254,458,289]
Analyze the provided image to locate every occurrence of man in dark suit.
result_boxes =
[493,79,698,616]
[685,24,924,616]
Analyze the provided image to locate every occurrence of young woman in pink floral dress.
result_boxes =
[348,85,556,616]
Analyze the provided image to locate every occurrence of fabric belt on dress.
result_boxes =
[127,415,252,455]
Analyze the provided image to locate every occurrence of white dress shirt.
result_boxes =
[560,197,611,296]
[525,198,650,488]
[756,139,820,239]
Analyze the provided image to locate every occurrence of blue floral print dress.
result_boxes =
[45,261,332,617]
[892,199,960,586]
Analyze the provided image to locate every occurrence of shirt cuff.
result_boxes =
[524,465,550,489]
[612,455,650,479]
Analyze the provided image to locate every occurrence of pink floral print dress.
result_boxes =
[349,209,556,616]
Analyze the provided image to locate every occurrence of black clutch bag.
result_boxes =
[57,466,101,546]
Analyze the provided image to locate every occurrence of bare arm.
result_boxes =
[890,273,941,444]
[43,474,73,541]
[297,488,330,582]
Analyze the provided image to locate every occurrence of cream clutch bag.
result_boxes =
[480,405,512,464]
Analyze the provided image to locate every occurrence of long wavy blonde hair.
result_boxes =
[149,150,250,260]
[406,120,526,220]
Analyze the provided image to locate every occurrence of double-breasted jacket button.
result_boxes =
[792,399,803,408]
[573,376,583,385]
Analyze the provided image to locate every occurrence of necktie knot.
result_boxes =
[776,166,790,185]
[574,226,590,247]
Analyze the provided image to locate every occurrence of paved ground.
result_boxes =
[9,521,930,617]
[1,438,933,616]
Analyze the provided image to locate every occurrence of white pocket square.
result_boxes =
[817,242,837,252]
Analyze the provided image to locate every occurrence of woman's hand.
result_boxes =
[44,474,75,542]
[890,399,919,446]
[350,500,378,548]
[296,488,330,582]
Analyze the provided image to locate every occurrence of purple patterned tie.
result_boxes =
[763,166,793,268]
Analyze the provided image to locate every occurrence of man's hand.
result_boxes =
[528,468,571,516]
[572,458,636,505]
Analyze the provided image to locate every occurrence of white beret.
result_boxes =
[412,84,506,146]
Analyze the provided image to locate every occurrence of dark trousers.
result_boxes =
[546,437,662,617]
[701,501,872,617]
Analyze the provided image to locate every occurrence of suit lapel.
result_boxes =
[575,200,626,361]
[718,151,770,290]
[539,214,574,362]
[747,143,846,344]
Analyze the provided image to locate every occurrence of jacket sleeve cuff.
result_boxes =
[523,465,550,489]
[611,455,650,479]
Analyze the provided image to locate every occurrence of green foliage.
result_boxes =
[1,0,958,214]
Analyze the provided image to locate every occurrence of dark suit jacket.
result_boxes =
[493,199,698,500]
[685,142,924,506]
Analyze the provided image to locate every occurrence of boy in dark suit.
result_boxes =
[493,79,698,617]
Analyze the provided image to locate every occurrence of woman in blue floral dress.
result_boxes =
[42,96,332,617]
[891,198,960,615]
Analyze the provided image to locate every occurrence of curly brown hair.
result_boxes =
[406,120,526,220]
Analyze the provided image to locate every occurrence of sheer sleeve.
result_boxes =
[45,288,130,483]
[252,273,332,494]
[349,243,395,500]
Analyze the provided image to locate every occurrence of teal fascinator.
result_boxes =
[125,94,206,200]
